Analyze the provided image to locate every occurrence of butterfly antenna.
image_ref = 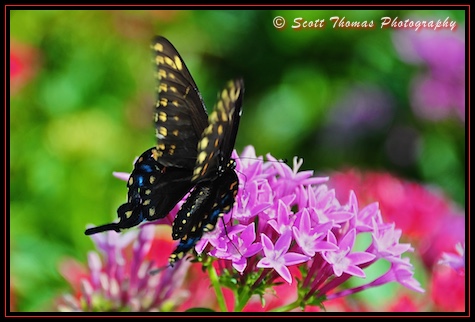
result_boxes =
[237,156,288,164]
[220,211,242,257]
[235,168,248,185]
[148,264,170,276]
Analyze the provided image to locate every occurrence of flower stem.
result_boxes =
[234,288,253,312]
[207,263,228,312]
[270,299,301,312]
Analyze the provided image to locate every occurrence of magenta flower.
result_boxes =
[370,219,414,261]
[268,199,296,235]
[210,223,262,273]
[292,209,337,257]
[321,229,375,278]
[256,231,310,284]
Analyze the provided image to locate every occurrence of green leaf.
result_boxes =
[185,307,216,312]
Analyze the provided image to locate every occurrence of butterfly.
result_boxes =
[85,36,244,266]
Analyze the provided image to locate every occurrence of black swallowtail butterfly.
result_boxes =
[85,36,244,266]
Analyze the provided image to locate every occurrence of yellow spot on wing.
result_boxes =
[220,110,228,122]
[193,167,202,180]
[209,111,218,123]
[230,87,240,101]
[165,57,175,68]
[199,137,209,149]
[197,151,207,164]
[204,223,215,231]
[155,56,164,65]
[221,89,229,101]
[154,43,164,52]
[158,111,167,122]
[174,55,183,70]
[152,149,161,160]
[158,69,167,80]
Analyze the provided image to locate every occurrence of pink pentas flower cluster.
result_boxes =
[140,146,422,310]
[70,146,423,312]
[58,225,191,312]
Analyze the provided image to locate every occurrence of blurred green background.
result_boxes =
[9,9,465,311]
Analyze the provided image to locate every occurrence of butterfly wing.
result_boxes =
[85,147,194,235]
[116,148,194,223]
[169,169,239,265]
[191,78,244,182]
[86,37,209,235]
[152,36,209,169]
[169,79,244,263]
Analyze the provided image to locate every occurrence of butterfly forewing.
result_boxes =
[192,78,244,182]
[152,36,209,169]
[85,37,208,236]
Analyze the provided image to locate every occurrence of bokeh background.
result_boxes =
[9,9,466,312]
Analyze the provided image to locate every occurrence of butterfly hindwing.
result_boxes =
[85,148,194,235]
[169,169,239,265]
